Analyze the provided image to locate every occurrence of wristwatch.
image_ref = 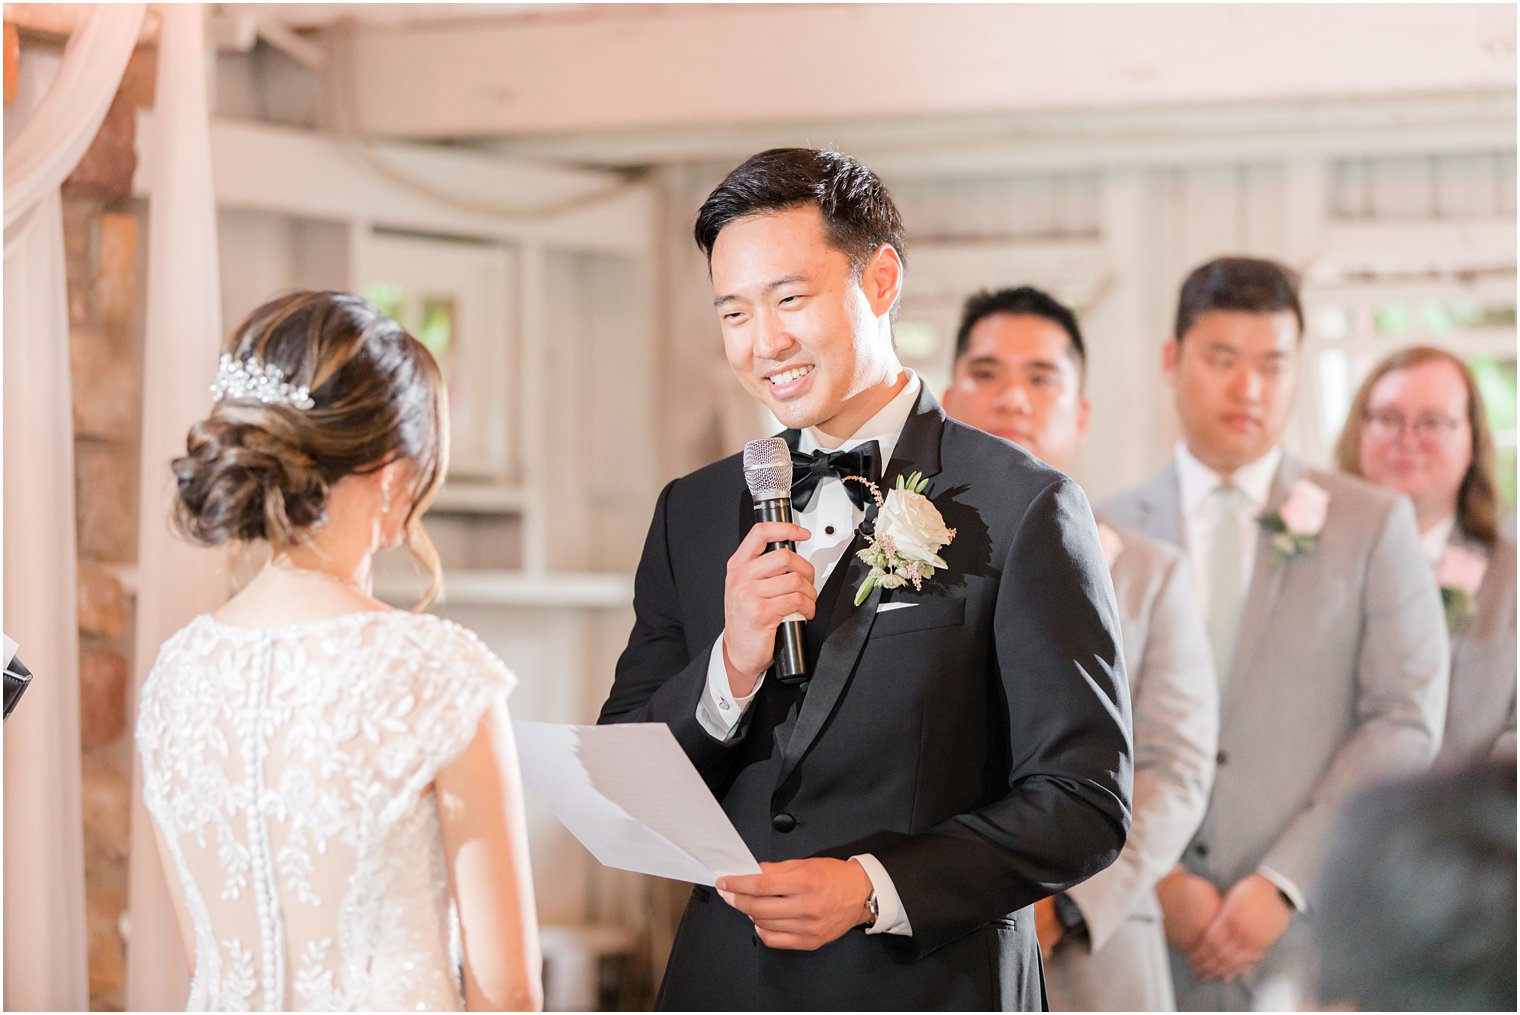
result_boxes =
[1053,893,1088,938]
[861,889,880,930]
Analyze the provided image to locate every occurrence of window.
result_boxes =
[360,233,515,481]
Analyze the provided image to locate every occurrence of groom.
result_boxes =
[600,148,1133,1011]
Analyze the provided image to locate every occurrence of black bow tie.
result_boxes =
[790,441,881,512]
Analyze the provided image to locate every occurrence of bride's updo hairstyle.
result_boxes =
[172,291,448,607]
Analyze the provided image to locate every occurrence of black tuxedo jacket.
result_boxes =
[600,388,1133,1011]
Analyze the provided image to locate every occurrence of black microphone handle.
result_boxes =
[752,495,808,681]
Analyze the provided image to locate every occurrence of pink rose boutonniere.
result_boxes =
[1435,543,1488,632]
[1257,478,1329,567]
[845,471,957,606]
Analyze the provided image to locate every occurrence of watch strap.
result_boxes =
[1052,892,1087,935]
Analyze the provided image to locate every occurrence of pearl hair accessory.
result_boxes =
[211,353,315,410]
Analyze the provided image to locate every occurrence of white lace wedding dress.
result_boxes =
[136,611,517,1011]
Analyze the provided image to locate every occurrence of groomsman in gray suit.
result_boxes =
[1103,256,1449,1011]
[942,286,1218,1011]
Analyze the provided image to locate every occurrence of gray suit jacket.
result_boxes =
[1045,519,1218,1013]
[1103,455,1448,1008]
[1436,533,1517,767]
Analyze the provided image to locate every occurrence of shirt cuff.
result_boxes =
[695,633,763,741]
[1257,865,1306,914]
[849,854,912,936]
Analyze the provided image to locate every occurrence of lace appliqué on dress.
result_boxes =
[137,612,516,1012]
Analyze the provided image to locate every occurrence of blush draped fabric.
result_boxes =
[2,6,145,1009]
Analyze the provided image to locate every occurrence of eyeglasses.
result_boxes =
[1362,410,1465,443]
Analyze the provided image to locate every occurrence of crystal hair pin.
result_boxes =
[211,354,315,410]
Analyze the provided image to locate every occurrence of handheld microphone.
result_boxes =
[742,437,807,682]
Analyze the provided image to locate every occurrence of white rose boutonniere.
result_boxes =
[1435,542,1488,632]
[844,471,956,606]
[1256,478,1329,567]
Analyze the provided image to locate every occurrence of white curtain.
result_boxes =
[2,4,145,1010]
[125,5,227,1010]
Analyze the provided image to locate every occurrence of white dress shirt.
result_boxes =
[1173,441,1307,912]
[696,371,922,936]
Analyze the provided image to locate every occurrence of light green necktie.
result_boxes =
[1208,484,1246,686]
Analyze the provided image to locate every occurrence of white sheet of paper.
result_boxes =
[513,720,761,886]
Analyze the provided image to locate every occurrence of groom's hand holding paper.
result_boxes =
[512,720,760,886]
[717,858,875,951]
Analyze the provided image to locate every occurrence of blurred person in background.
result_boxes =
[1336,345,1516,765]
[1310,759,1516,1011]
[136,292,542,1011]
[942,286,1218,1012]
[1102,256,1448,1011]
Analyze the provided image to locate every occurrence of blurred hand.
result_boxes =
[722,522,815,697]
[1189,873,1293,982]
[1033,896,1063,961]
[1157,866,1223,955]
[717,858,873,951]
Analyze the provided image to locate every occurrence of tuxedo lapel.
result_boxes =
[1226,456,1302,713]
[880,386,944,492]
[774,387,947,790]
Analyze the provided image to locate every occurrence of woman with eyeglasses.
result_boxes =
[1335,346,1516,766]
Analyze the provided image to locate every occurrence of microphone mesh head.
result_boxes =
[742,437,792,500]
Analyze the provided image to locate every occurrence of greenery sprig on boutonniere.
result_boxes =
[844,471,956,606]
[1436,542,1487,632]
[1257,479,1330,568]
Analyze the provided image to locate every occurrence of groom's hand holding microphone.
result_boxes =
[722,436,820,697]
[720,520,816,697]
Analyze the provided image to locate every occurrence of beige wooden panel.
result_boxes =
[1179,165,1241,266]
[1369,155,1435,219]
[1239,163,1288,256]
[336,5,1517,139]
[1434,152,1501,218]
[1002,175,1059,239]
[1330,159,1372,220]
[1058,173,1104,237]
[1499,152,1517,216]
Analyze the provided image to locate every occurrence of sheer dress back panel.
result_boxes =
[136,611,516,1012]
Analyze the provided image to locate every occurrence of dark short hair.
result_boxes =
[1312,760,1516,1012]
[694,148,906,287]
[1174,256,1303,340]
[953,286,1086,387]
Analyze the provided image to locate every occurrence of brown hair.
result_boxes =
[1335,345,1500,547]
[172,291,448,607]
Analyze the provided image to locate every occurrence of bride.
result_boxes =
[135,291,542,1011]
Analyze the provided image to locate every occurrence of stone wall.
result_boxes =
[61,85,144,1015]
